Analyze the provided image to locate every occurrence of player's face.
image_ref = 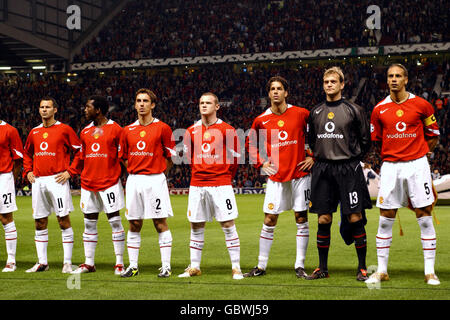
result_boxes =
[84,100,98,121]
[135,93,155,116]
[268,81,288,104]
[39,100,57,120]
[199,95,219,116]
[323,73,344,97]
[387,66,408,92]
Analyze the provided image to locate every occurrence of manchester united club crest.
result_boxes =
[396,110,404,117]
[43,132,48,139]
[277,120,284,127]
[203,131,211,140]
[93,127,104,139]
[268,203,274,210]
[327,112,335,120]
[140,130,146,138]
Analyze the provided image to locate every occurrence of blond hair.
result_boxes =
[323,66,345,83]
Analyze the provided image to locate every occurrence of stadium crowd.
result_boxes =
[0,60,448,189]
[74,0,449,63]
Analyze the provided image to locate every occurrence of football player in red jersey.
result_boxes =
[178,92,243,280]
[119,89,176,278]
[0,120,24,272]
[244,76,313,278]
[70,96,126,275]
[23,97,82,273]
[367,64,441,286]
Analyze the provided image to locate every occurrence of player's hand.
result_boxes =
[55,171,71,184]
[27,172,36,184]
[297,156,314,172]
[261,162,277,176]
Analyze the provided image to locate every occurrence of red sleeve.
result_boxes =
[183,128,193,165]
[9,126,24,160]
[421,100,440,138]
[67,135,85,176]
[370,108,382,142]
[245,119,265,169]
[118,129,128,161]
[23,132,34,177]
[161,124,176,159]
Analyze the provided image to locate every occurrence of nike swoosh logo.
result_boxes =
[380,109,389,114]
[129,127,137,130]
[315,109,322,114]
[192,130,198,134]
[33,131,39,134]
[262,120,270,125]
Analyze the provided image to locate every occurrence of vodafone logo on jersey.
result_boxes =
[91,143,100,152]
[395,121,406,132]
[35,141,56,157]
[278,130,288,141]
[136,140,146,151]
[317,122,344,139]
[130,140,153,157]
[40,142,49,151]
[386,121,417,139]
[325,122,335,133]
[201,143,211,153]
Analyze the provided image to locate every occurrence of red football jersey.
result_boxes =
[246,104,310,182]
[0,121,24,173]
[184,119,240,187]
[23,121,82,177]
[120,119,175,175]
[371,93,440,162]
[69,120,123,191]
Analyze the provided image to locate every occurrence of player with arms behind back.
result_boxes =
[366,64,441,286]
[70,96,126,275]
[23,97,82,273]
[119,89,176,278]
[178,92,243,280]
[244,76,313,278]
[0,120,24,272]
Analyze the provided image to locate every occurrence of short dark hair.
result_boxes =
[135,88,157,104]
[88,95,109,115]
[387,63,408,77]
[266,76,289,93]
[40,96,59,109]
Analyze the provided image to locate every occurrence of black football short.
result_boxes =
[309,159,372,215]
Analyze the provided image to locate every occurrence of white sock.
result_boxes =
[159,230,172,269]
[109,216,125,266]
[190,228,204,269]
[376,216,395,274]
[3,222,17,264]
[127,231,141,268]
[295,222,309,269]
[61,227,74,265]
[35,229,48,265]
[417,216,437,275]
[258,224,275,270]
[83,219,98,266]
[222,225,240,270]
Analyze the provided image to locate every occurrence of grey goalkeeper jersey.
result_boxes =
[308,98,371,161]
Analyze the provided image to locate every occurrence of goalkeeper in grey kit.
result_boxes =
[306,67,372,281]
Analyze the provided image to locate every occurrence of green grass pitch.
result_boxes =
[0,194,449,300]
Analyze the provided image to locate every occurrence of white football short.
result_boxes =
[80,180,125,214]
[263,175,311,214]
[32,174,74,219]
[125,173,173,220]
[187,185,238,223]
[376,156,435,209]
[0,172,18,214]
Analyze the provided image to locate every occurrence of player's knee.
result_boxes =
[264,214,278,226]
[153,218,168,233]
[318,214,332,224]
[347,212,362,223]
[35,218,48,230]
[129,220,143,232]
[295,211,308,224]
[0,213,13,225]
[380,209,396,219]
[415,205,433,218]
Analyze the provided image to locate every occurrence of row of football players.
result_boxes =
[0,64,440,284]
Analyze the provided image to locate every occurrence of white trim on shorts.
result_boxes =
[263,175,311,214]
[187,185,238,223]
[0,172,18,214]
[376,156,435,209]
[80,180,125,214]
[32,174,74,219]
[125,173,173,220]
